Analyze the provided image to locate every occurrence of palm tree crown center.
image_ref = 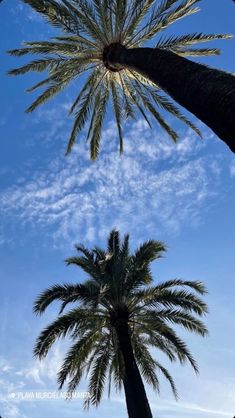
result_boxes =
[109,305,130,326]
[103,42,124,72]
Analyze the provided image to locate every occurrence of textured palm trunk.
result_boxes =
[108,46,235,152]
[115,322,153,418]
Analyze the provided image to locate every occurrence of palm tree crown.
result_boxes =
[34,230,208,411]
[9,0,231,158]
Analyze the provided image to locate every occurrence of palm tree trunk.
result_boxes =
[108,45,235,152]
[115,321,153,418]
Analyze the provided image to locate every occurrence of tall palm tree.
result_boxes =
[8,0,235,158]
[34,230,208,418]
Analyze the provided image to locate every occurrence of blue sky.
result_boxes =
[0,1,235,417]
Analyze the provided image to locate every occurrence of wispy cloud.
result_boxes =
[158,399,234,417]
[0,120,226,247]
[10,2,46,23]
[0,362,27,418]
[230,159,235,177]
[16,348,64,386]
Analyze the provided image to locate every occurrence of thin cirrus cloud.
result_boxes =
[0,120,226,247]
[151,401,233,418]
[230,159,235,177]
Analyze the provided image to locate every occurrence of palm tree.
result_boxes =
[8,0,235,158]
[34,230,208,418]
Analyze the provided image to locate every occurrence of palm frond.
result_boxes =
[128,0,201,47]
[26,82,67,113]
[174,47,221,57]
[145,320,199,372]
[141,308,208,336]
[34,308,94,358]
[110,349,125,392]
[54,34,97,48]
[120,233,130,258]
[150,91,202,137]
[8,58,62,75]
[154,360,178,399]
[93,0,113,43]
[65,255,102,282]
[86,342,111,407]
[118,73,136,119]
[121,77,152,127]
[22,0,83,33]
[34,284,67,314]
[132,334,160,391]
[133,239,166,267]
[66,86,95,153]
[69,0,108,45]
[153,279,207,294]
[89,79,110,159]
[108,229,120,255]
[57,330,99,388]
[68,65,102,115]
[111,79,124,153]
[133,80,179,142]
[156,32,232,49]
[124,0,156,43]
[114,0,128,40]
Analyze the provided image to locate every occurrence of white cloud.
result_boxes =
[3,402,26,418]
[230,160,235,177]
[17,348,64,386]
[152,399,233,417]
[0,121,223,247]
[0,358,12,373]
[0,372,27,418]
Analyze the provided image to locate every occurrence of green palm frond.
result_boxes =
[122,0,156,42]
[57,330,99,388]
[150,91,202,137]
[174,47,221,57]
[65,255,102,282]
[145,333,177,362]
[26,82,67,113]
[22,0,83,33]
[141,308,208,335]
[132,334,160,392]
[33,282,99,314]
[136,285,208,315]
[8,58,62,75]
[156,32,232,49]
[34,230,207,407]
[122,239,166,294]
[136,318,199,371]
[89,80,110,159]
[111,79,124,153]
[133,80,179,141]
[9,0,231,158]
[153,278,207,294]
[109,348,125,392]
[120,233,130,259]
[34,307,95,358]
[154,360,178,399]
[133,239,166,267]
[108,229,121,255]
[119,77,152,127]
[86,341,112,406]
[127,0,201,47]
